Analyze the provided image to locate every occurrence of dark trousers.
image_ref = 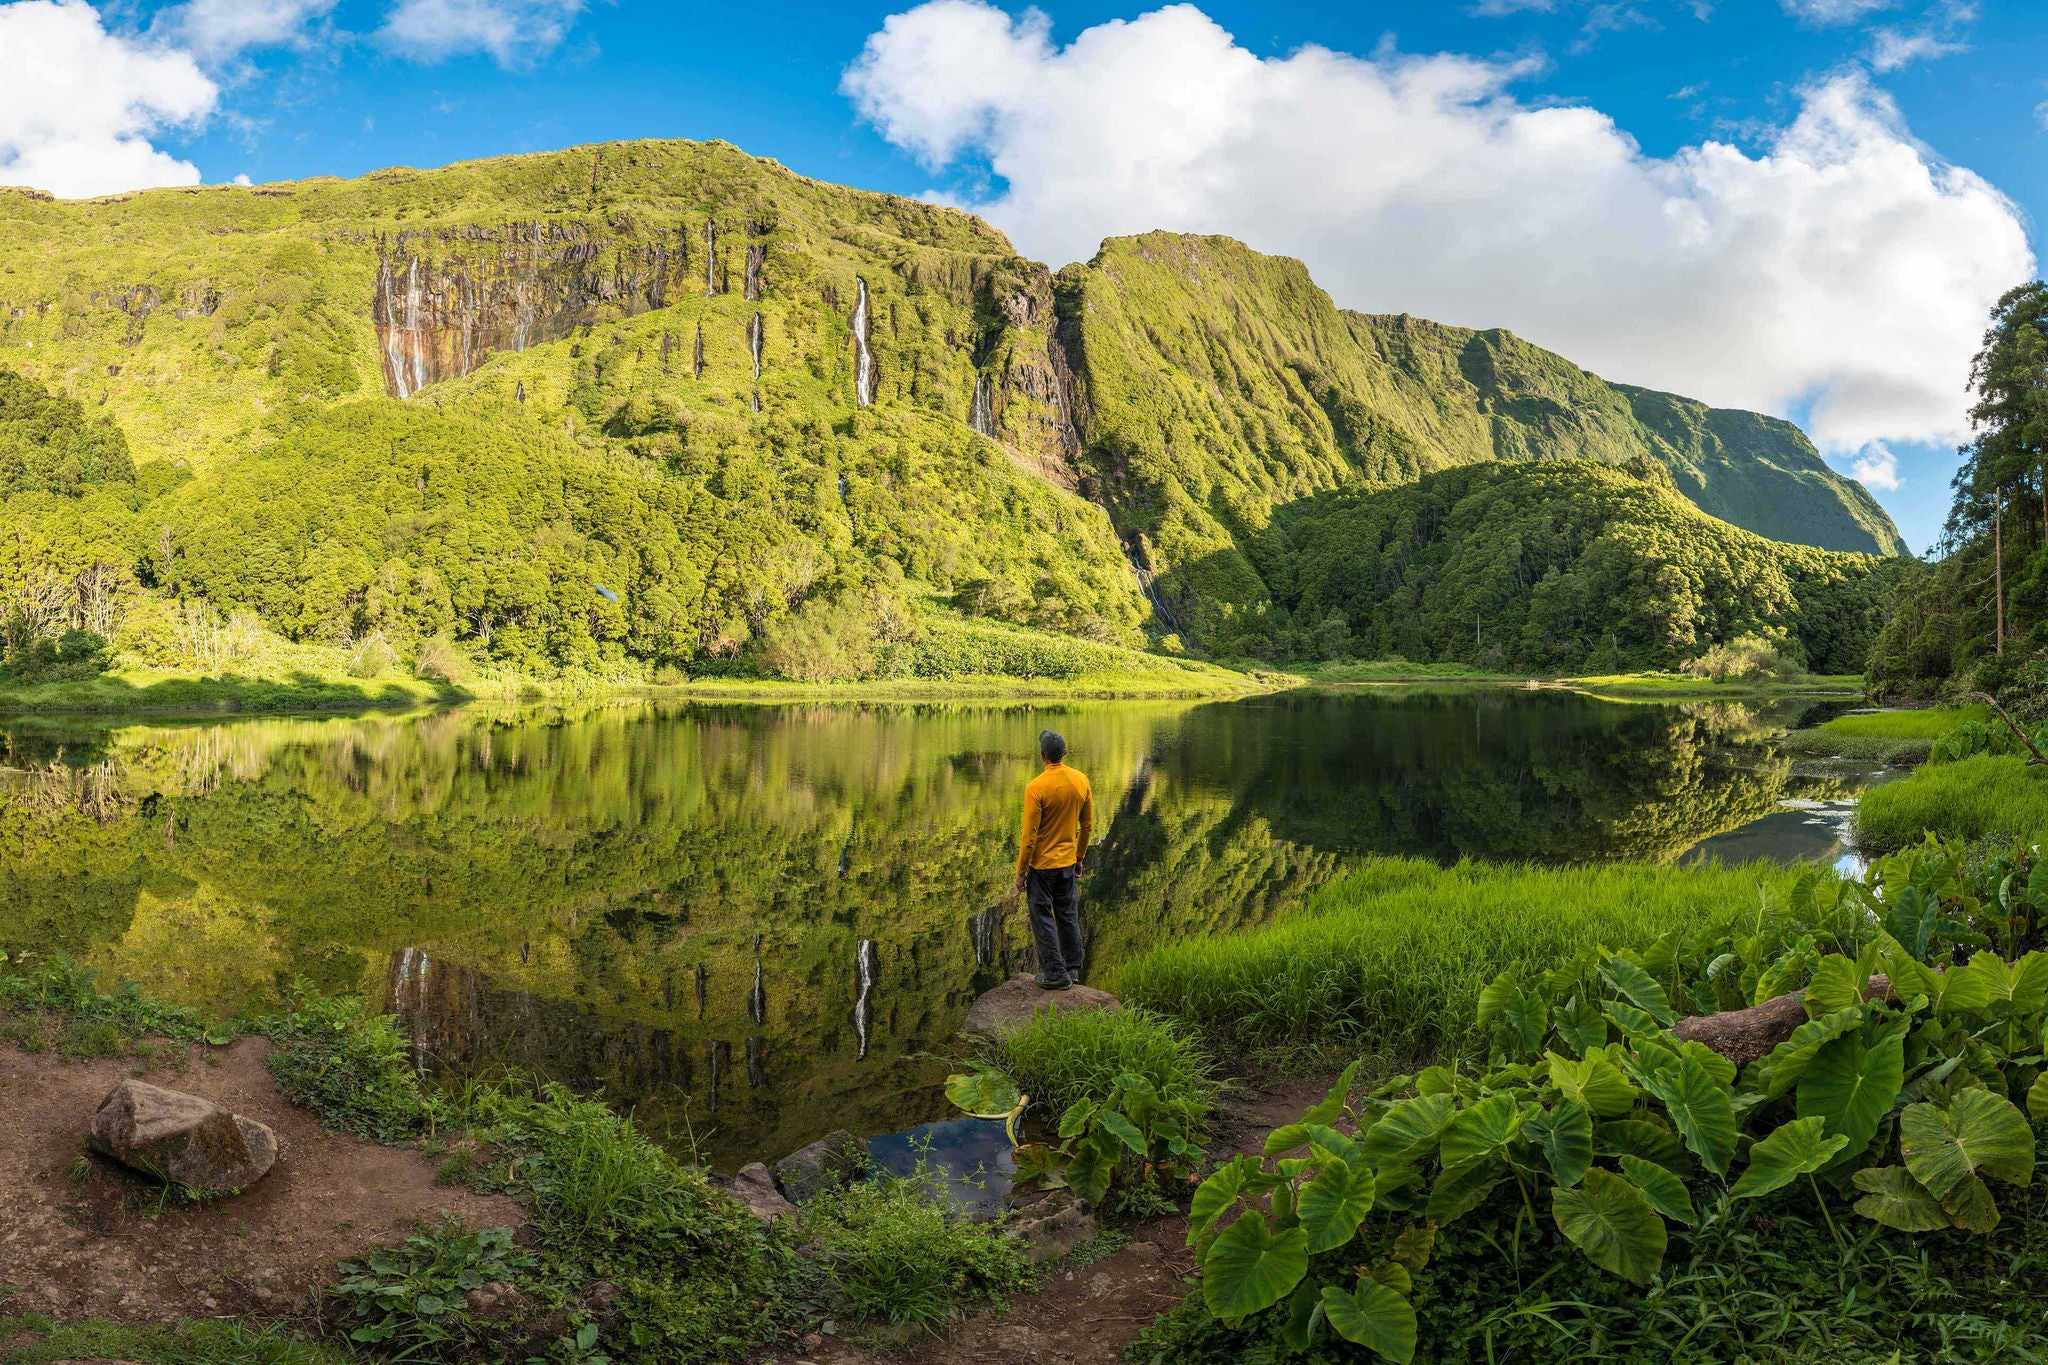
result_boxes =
[1026,864,1084,983]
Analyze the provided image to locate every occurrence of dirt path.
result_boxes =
[768,1076,1330,1365]
[0,1035,521,1323]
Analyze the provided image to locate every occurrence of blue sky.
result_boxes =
[6,0,2043,552]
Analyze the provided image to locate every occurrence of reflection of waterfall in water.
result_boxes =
[969,902,1014,986]
[749,961,766,1026]
[851,278,876,407]
[746,1035,767,1089]
[708,1039,730,1113]
[853,938,879,1060]
[388,945,437,1065]
[695,963,708,1020]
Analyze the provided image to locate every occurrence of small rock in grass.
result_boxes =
[1009,1189,1096,1262]
[88,1079,276,1197]
[734,1161,797,1222]
[963,974,1120,1041]
[772,1131,867,1205]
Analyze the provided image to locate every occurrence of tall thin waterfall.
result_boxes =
[379,257,431,399]
[853,938,879,1060]
[851,277,876,407]
[970,374,995,436]
[748,312,763,381]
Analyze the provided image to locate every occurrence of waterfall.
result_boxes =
[970,903,1007,971]
[703,219,718,296]
[694,962,708,1019]
[970,374,995,436]
[707,1039,730,1113]
[379,256,432,399]
[748,311,763,381]
[853,938,879,1060]
[1126,542,1187,638]
[851,277,876,407]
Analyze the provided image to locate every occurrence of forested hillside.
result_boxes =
[0,141,1903,684]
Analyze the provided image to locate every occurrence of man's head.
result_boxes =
[1039,729,1067,764]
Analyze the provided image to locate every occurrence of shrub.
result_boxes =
[1681,633,1794,682]
[981,1004,1216,1117]
[260,993,446,1142]
[414,633,464,683]
[799,1168,1034,1332]
[332,1221,540,1358]
[0,626,113,683]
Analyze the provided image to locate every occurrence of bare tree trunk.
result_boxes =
[1996,486,2006,656]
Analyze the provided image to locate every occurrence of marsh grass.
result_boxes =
[1112,856,1805,1056]
[981,1004,1218,1117]
[1856,752,2048,852]
[0,1314,347,1365]
[1779,705,1990,766]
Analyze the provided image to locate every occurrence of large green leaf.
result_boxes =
[1851,1166,1951,1232]
[1064,1142,1115,1207]
[1730,1116,1850,1200]
[1963,950,2048,1013]
[1299,1159,1377,1253]
[1321,1279,1417,1364]
[1477,972,1521,1026]
[1524,1101,1593,1188]
[1804,955,1868,1017]
[1547,1051,1638,1117]
[1755,1006,1865,1099]
[1551,1168,1667,1284]
[1618,1155,1696,1225]
[1098,1109,1148,1157]
[1794,1030,1905,1166]
[1187,1160,1246,1241]
[1439,1094,1527,1170]
[1900,1089,2036,1231]
[1201,1215,1309,1321]
[2027,1071,2048,1123]
[1361,1094,1456,1162]
[1600,957,1677,1026]
[1503,990,1549,1054]
[1302,1061,1360,1126]
[1554,996,1609,1057]
[1595,1119,1688,1170]
[1426,1156,1505,1225]
[1631,1045,1737,1176]
[945,1070,1021,1119]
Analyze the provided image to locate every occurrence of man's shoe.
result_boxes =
[1034,974,1072,991]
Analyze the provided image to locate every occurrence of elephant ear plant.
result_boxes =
[1188,923,2048,1363]
[944,1067,1206,1207]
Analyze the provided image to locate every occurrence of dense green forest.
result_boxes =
[0,142,1905,684]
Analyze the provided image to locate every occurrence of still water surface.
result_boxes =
[2,688,1868,1168]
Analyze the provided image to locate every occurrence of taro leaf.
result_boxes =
[1794,1030,1905,1166]
[1477,972,1521,1027]
[1503,990,1549,1055]
[1676,1040,1737,1089]
[1884,884,1942,961]
[1600,957,1677,1027]
[1805,954,1868,1017]
[1426,1156,1505,1225]
[1730,1116,1849,1200]
[1964,950,2048,1013]
[1603,1000,1669,1039]
[1390,1223,1435,1268]
[1361,1094,1457,1162]
[1756,1006,1866,1100]
[1302,1060,1361,1126]
[1099,1109,1148,1157]
[1900,1090,2036,1230]
[1306,1124,1361,1169]
[1321,1279,1418,1364]
[1551,1168,1668,1285]
[1851,1166,1952,1232]
[1064,1142,1115,1207]
[1369,1262,1413,1294]
[1933,964,1994,1018]
[1115,1072,1158,1098]
[945,1070,1022,1119]
[1596,1119,1689,1170]
[1555,996,1609,1057]
[1631,1046,1737,1176]
[1547,1051,1638,1118]
[1640,928,1683,980]
[1881,946,1941,1008]
[1059,1099,1099,1140]
[1264,1123,1313,1157]
[2028,1071,2048,1122]
[1619,1155,1696,1226]
[1439,1094,1527,1170]
[1299,1158,1377,1253]
[1524,1100,1594,1188]
[1280,1280,1325,1354]
[1012,1143,1064,1189]
[1201,1215,1310,1321]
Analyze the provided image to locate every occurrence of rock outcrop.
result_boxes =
[733,1161,796,1223]
[1009,1189,1097,1259]
[89,1080,278,1197]
[772,1130,867,1205]
[963,973,1121,1041]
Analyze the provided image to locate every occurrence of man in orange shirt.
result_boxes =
[1014,729,1093,990]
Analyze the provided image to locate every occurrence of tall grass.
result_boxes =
[1819,705,1986,738]
[1111,857,1804,1058]
[1855,752,2048,852]
[982,1005,1217,1116]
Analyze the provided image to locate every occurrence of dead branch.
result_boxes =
[1977,691,2048,766]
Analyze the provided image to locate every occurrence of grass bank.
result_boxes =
[1855,750,2048,851]
[1777,703,1986,766]
[1110,856,1803,1059]
[1565,670,1865,698]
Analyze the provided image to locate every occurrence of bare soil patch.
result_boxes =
[0,1035,520,1323]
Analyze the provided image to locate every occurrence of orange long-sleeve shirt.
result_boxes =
[1018,761,1093,874]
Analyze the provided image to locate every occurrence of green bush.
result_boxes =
[800,1168,1035,1332]
[982,1004,1217,1117]
[332,1221,540,1357]
[260,993,447,1143]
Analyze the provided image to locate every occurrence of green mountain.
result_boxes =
[0,141,1902,681]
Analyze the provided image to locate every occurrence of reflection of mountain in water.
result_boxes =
[1,691,1803,1168]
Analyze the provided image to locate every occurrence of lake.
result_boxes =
[0,687,1869,1170]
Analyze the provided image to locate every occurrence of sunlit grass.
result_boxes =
[1855,752,2048,852]
[1111,856,1804,1058]
[981,1004,1218,1115]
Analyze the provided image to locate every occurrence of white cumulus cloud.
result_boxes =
[1849,443,1903,491]
[154,0,336,61]
[844,1,2033,456]
[0,0,217,197]
[378,0,585,66]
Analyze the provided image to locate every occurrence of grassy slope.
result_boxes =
[1063,232,1903,621]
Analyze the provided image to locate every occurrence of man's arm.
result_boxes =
[1077,782,1094,868]
[1015,786,1042,887]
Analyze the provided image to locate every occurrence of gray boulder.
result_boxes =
[1009,1189,1097,1262]
[963,973,1120,1041]
[89,1080,277,1197]
[733,1161,796,1223]
[772,1130,867,1204]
